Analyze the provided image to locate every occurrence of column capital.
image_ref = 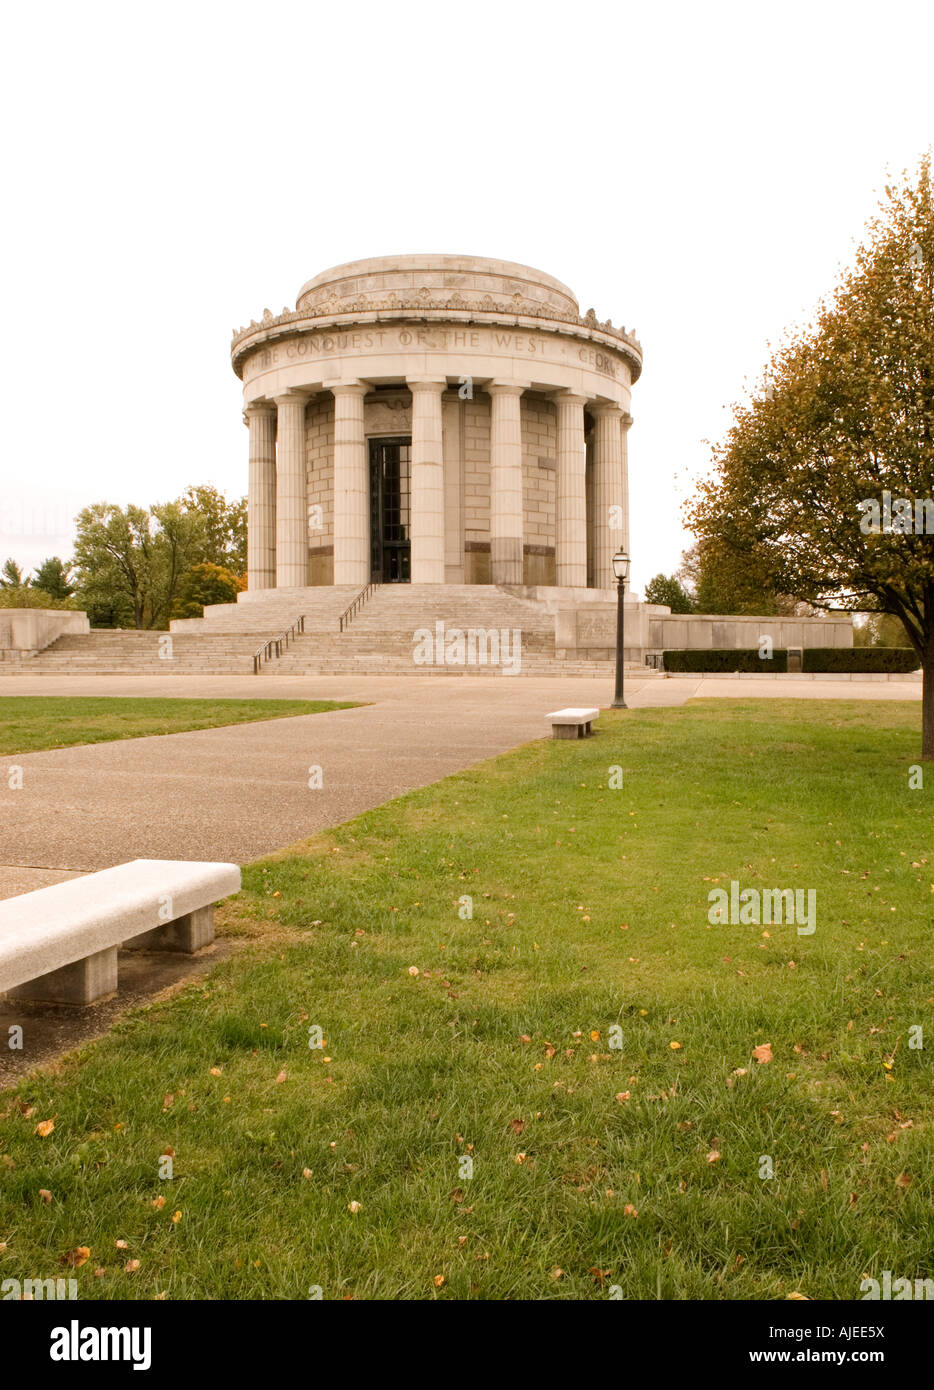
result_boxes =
[486,379,529,397]
[326,379,369,397]
[621,411,634,431]
[406,377,447,392]
[552,389,589,409]
[591,402,624,420]
[272,390,310,409]
[243,401,276,424]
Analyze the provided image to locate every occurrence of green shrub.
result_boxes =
[662,649,789,673]
[0,586,79,611]
[802,647,919,673]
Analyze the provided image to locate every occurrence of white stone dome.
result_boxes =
[296,254,580,317]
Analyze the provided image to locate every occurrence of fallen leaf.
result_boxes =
[151,1196,166,1210]
[623,1204,638,1217]
[508,1119,525,1134]
[59,1245,90,1268]
[124,1259,140,1273]
[752,1043,773,1065]
[34,1118,55,1138]
[706,1150,721,1164]
[38,1189,53,1205]
[669,1041,682,1051]
[433,1274,445,1288]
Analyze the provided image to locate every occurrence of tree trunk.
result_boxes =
[923,651,934,760]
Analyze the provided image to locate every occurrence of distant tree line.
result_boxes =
[1,485,247,628]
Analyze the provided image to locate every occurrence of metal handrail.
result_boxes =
[339,580,379,632]
[252,615,305,674]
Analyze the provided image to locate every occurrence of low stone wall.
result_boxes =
[545,598,854,662]
[0,608,89,661]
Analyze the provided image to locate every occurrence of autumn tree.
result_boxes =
[173,561,243,618]
[688,155,934,754]
[678,539,791,615]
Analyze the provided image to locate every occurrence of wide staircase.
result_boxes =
[13,585,652,678]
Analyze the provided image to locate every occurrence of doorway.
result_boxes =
[369,437,411,582]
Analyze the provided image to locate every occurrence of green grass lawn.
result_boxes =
[1,699,931,1300]
[0,696,357,754]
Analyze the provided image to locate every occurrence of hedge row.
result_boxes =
[662,647,919,673]
[801,647,919,673]
[662,649,789,672]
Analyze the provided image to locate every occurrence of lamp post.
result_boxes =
[611,547,630,709]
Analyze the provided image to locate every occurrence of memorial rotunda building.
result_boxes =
[231,255,642,594]
[5,261,853,676]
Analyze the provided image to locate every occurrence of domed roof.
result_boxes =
[296,254,579,316]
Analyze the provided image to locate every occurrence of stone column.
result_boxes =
[487,381,526,586]
[245,403,277,590]
[408,378,446,584]
[591,404,624,589]
[620,411,633,584]
[331,381,370,587]
[273,391,309,589]
[554,391,588,588]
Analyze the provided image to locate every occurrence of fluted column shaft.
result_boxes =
[245,404,277,590]
[408,379,446,583]
[488,382,526,586]
[554,391,588,588]
[620,411,632,582]
[273,392,309,588]
[592,404,624,587]
[331,382,370,586]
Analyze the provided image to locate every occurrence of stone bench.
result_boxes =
[0,859,241,1005]
[546,706,600,739]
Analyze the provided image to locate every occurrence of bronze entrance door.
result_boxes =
[369,438,411,582]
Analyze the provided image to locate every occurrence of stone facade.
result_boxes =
[232,255,640,592]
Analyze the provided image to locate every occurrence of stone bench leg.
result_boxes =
[125,905,215,955]
[553,723,591,739]
[8,946,118,1006]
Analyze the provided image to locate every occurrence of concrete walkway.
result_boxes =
[0,672,920,899]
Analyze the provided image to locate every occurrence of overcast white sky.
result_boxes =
[1,0,931,593]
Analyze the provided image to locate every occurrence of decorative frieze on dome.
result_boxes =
[231,290,643,373]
